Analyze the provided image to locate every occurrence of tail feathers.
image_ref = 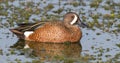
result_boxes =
[10,29,25,39]
[10,21,48,39]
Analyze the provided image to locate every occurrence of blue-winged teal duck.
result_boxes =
[10,12,87,43]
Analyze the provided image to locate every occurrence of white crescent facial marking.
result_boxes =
[70,14,78,25]
[24,31,34,38]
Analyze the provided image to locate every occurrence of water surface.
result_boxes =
[0,0,120,63]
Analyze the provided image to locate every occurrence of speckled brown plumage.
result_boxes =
[10,12,87,43]
[27,21,82,43]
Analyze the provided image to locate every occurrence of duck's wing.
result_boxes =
[17,21,48,32]
[10,21,49,39]
[17,23,36,27]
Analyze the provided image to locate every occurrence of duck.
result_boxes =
[10,12,87,43]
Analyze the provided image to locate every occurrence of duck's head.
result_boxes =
[64,12,88,28]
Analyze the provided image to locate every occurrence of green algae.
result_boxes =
[90,0,102,8]
[0,49,3,55]
[44,4,54,11]
[116,44,120,48]
[53,8,63,14]
[0,0,120,63]
[72,2,80,7]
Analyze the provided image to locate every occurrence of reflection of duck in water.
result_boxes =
[10,12,88,43]
[26,41,82,60]
[10,39,82,61]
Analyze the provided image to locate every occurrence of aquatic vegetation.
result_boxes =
[32,59,41,63]
[87,22,95,28]
[53,8,63,14]
[0,49,3,55]
[72,2,80,7]
[90,0,102,8]
[102,5,111,10]
[103,14,115,19]
[14,58,22,63]
[96,33,101,35]
[91,14,99,19]
[116,24,120,28]
[63,58,75,63]
[113,53,120,62]
[116,44,120,48]
[9,49,16,55]
[0,0,120,63]
[44,4,54,11]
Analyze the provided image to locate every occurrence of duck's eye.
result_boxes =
[71,16,74,18]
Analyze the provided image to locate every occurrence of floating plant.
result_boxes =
[72,2,80,7]
[44,4,54,11]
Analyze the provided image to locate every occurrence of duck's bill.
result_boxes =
[78,20,88,28]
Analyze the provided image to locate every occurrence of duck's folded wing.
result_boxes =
[10,21,48,39]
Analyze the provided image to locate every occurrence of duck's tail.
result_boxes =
[10,29,25,39]
[10,21,48,39]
